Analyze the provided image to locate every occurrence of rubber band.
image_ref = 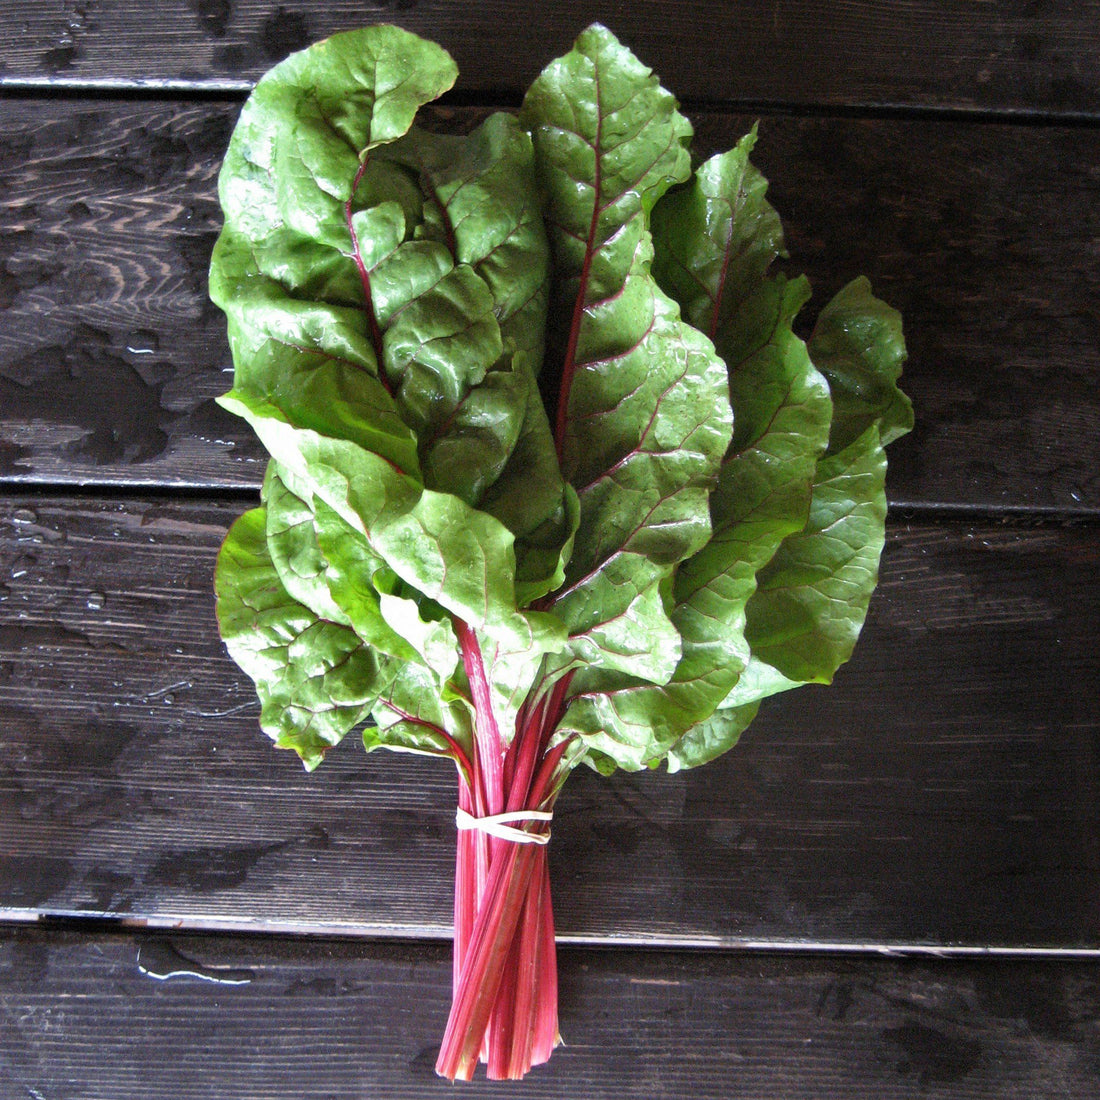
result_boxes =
[455,806,553,845]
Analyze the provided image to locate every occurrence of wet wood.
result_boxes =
[0,926,1097,1098]
[0,100,1097,512]
[4,1,1100,117]
[1,497,1097,949]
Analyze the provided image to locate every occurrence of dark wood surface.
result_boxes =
[2,926,1098,1099]
[1,99,1097,511]
[1,498,1098,949]
[1,3,1098,1095]
[4,1,1100,117]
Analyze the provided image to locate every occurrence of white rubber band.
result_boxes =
[455,806,553,845]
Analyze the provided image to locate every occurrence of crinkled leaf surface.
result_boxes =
[368,658,474,762]
[579,275,833,770]
[664,699,762,773]
[219,387,564,676]
[651,128,786,340]
[809,276,914,451]
[520,25,732,727]
[263,464,355,631]
[728,424,889,701]
[215,508,391,769]
[384,113,551,377]
[381,114,577,600]
[211,27,575,758]
[567,133,830,771]
[723,278,912,708]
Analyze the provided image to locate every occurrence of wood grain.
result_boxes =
[0,100,1097,511]
[0,926,1097,1098]
[5,1,1100,117]
[0,6,1095,1092]
[1,497,1097,949]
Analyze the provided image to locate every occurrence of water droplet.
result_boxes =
[162,694,175,706]
[125,329,160,356]
[11,508,37,525]
[86,591,106,611]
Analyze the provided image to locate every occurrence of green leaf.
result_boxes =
[569,276,832,769]
[384,112,552,377]
[213,27,574,631]
[380,116,577,600]
[262,464,354,629]
[217,273,421,476]
[222,389,562,659]
[368,660,474,763]
[306,495,425,664]
[212,26,456,306]
[475,368,581,606]
[211,26,911,795]
[214,508,391,770]
[521,24,732,695]
[728,424,888,701]
[651,127,786,339]
[664,700,761,773]
[809,276,913,452]
[722,278,912,707]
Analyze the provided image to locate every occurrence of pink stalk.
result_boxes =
[436,627,574,1081]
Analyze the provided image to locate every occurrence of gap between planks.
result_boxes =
[9,913,1100,961]
[3,80,1100,129]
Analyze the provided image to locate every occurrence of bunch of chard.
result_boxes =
[211,23,912,1081]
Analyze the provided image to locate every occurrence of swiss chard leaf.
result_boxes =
[211,27,575,758]
[664,699,761,773]
[721,278,911,709]
[565,134,830,771]
[727,422,889,701]
[651,127,786,341]
[384,113,551,377]
[578,275,833,770]
[520,24,733,707]
[808,276,914,451]
[215,508,391,769]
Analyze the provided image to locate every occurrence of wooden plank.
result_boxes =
[1,100,1098,512]
[5,1,1100,117]
[1,497,1097,949]
[0,926,1097,1098]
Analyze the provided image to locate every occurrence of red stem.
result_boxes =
[554,59,604,464]
[437,840,538,1080]
[455,619,504,817]
[437,665,575,1081]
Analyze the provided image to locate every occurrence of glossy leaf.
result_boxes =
[723,279,912,708]
[382,114,576,599]
[384,113,551,376]
[574,276,832,768]
[664,700,761,773]
[809,276,914,451]
[214,508,389,770]
[651,128,786,339]
[520,23,732,701]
